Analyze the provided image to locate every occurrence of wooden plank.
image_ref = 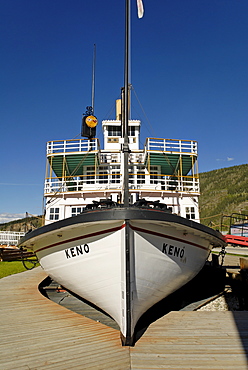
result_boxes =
[1,268,248,369]
[131,311,248,369]
[0,268,129,370]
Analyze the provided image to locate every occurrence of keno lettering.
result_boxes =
[65,244,90,259]
[162,243,185,259]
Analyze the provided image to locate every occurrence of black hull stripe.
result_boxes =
[19,207,224,249]
[129,224,210,251]
[35,222,210,254]
[35,224,126,253]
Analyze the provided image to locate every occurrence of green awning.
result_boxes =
[145,152,194,176]
[49,153,98,178]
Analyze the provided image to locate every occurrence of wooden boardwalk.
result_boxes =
[1,267,248,369]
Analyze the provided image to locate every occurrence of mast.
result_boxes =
[122,0,130,207]
[121,0,133,347]
[91,44,96,114]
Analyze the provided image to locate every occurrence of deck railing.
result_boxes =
[145,138,197,154]
[46,138,197,156]
[47,138,100,154]
[44,174,199,194]
[100,152,144,164]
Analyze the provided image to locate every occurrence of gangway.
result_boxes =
[224,234,248,247]
[221,213,248,247]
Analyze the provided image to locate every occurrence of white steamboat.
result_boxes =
[19,0,225,345]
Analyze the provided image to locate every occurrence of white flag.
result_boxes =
[137,0,144,18]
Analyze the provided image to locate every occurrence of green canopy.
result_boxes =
[49,153,98,178]
[145,152,195,176]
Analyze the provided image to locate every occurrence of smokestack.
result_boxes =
[116,99,122,120]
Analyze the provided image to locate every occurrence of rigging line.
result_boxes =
[104,102,116,120]
[200,213,223,220]
[161,151,179,175]
[25,212,43,220]
[67,150,92,177]
[91,44,96,114]
[103,91,122,120]
[132,87,156,137]
[72,133,81,139]
[132,86,196,177]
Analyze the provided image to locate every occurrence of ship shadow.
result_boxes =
[39,261,248,356]
[39,276,119,330]
[39,263,227,343]
[133,263,226,343]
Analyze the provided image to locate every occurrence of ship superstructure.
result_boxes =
[44,100,199,225]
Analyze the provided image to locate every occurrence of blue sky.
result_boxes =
[1,0,247,223]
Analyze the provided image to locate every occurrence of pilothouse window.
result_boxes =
[108,126,121,137]
[128,127,135,136]
[107,126,135,137]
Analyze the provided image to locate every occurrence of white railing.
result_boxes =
[47,138,100,154]
[100,152,144,164]
[46,138,196,157]
[0,231,25,246]
[44,174,199,194]
[101,153,121,164]
[145,138,197,154]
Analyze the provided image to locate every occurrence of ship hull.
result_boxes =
[19,207,225,345]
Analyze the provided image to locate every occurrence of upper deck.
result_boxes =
[44,137,199,196]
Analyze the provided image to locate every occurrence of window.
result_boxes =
[108,126,121,136]
[185,207,195,220]
[137,166,145,184]
[86,166,95,184]
[111,154,119,163]
[150,166,159,184]
[49,208,59,221]
[128,127,135,136]
[111,171,120,183]
[111,165,120,183]
[168,176,178,191]
[129,166,135,184]
[107,138,119,143]
[98,166,108,184]
[71,207,84,217]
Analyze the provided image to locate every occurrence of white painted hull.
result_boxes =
[37,220,126,334]
[19,207,225,344]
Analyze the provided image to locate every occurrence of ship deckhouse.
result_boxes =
[102,99,140,151]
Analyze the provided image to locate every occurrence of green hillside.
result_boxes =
[199,164,248,230]
[0,216,43,232]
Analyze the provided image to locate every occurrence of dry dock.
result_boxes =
[1,266,248,369]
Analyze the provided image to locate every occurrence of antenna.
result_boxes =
[81,45,98,139]
[91,44,96,114]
